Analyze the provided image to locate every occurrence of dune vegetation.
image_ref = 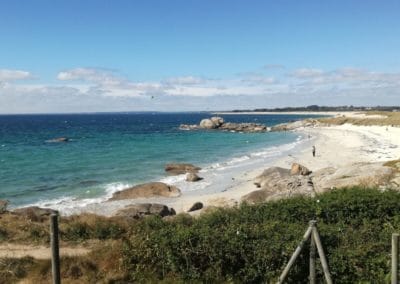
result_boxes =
[1,186,400,283]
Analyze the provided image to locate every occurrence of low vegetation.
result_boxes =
[318,111,400,126]
[2,187,400,283]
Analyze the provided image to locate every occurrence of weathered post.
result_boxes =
[392,233,399,284]
[50,212,61,284]
[277,223,313,283]
[309,221,317,284]
[312,226,332,284]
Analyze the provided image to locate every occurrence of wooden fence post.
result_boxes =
[309,221,316,284]
[312,226,332,284]
[392,233,399,284]
[277,223,313,283]
[50,213,61,284]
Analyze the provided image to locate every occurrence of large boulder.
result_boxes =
[290,163,312,176]
[109,182,181,201]
[115,203,175,219]
[165,163,201,175]
[253,167,291,188]
[243,167,314,204]
[210,117,224,127]
[199,119,217,129]
[0,200,8,214]
[186,172,203,182]
[13,206,58,222]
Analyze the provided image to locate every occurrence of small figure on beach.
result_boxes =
[312,145,316,157]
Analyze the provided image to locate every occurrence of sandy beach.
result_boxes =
[70,122,400,216]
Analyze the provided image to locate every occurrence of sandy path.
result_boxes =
[0,244,90,259]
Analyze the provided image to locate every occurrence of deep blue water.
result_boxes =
[0,112,322,208]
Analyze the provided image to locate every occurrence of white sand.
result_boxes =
[64,124,400,216]
[163,124,400,214]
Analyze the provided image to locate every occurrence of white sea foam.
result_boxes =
[24,182,131,215]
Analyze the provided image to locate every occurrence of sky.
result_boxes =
[1,0,400,113]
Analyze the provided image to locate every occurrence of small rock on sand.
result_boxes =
[187,202,203,212]
[115,203,175,219]
[186,172,203,182]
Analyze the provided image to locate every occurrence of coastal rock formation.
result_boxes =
[165,163,201,175]
[109,182,181,201]
[210,116,224,126]
[0,200,8,214]
[13,206,58,222]
[200,118,218,129]
[290,163,312,175]
[270,119,320,132]
[243,167,314,204]
[180,117,269,133]
[186,172,203,182]
[188,202,203,212]
[47,137,69,143]
[311,162,394,193]
[179,124,199,130]
[115,203,176,219]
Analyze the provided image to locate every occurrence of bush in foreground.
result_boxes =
[123,187,400,283]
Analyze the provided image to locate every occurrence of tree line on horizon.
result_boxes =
[229,105,400,113]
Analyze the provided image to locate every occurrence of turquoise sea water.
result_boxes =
[0,112,321,211]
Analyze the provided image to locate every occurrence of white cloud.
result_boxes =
[0,69,33,82]
[291,68,324,78]
[2,65,400,113]
[163,76,205,85]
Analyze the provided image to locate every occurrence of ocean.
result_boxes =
[0,112,321,213]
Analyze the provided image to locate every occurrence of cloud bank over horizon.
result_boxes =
[1,65,400,114]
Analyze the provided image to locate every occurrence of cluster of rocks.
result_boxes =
[115,203,176,219]
[180,117,269,133]
[165,163,203,182]
[0,200,58,222]
[270,119,320,132]
[242,161,398,204]
[243,163,314,204]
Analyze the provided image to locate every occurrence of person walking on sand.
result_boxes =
[312,145,316,157]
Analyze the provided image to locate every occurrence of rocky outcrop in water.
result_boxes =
[180,116,269,133]
[165,163,201,175]
[109,182,181,200]
[115,203,176,219]
[47,137,70,143]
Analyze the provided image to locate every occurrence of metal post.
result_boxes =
[277,223,313,283]
[312,227,332,284]
[392,233,399,284]
[50,213,61,284]
[309,224,316,284]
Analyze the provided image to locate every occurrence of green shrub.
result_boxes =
[122,187,400,283]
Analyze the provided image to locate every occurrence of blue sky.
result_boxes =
[1,0,400,113]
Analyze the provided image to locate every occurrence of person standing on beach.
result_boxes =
[312,146,316,157]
